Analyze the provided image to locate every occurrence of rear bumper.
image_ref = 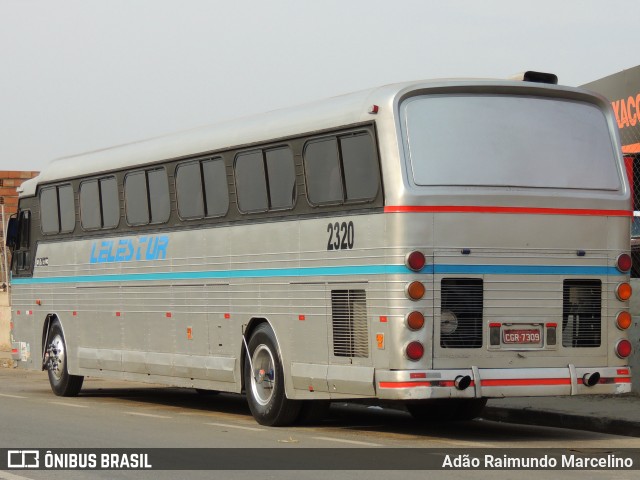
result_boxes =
[375,365,631,400]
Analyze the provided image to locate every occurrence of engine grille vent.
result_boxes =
[440,278,483,349]
[331,289,369,358]
[562,279,601,347]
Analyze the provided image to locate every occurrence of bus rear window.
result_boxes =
[402,94,621,190]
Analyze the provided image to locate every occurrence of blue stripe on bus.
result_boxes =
[10,264,620,285]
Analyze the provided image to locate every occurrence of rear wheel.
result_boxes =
[46,322,83,397]
[244,324,300,426]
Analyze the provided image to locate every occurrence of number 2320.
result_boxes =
[327,221,355,250]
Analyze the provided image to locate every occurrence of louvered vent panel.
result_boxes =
[331,289,369,358]
[562,280,601,347]
[440,278,484,349]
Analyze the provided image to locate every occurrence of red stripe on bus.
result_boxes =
[379,381,433,388]
[381,377,629,389]
[615,377,632,384]
[384,206,633,217]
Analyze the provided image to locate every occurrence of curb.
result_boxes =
[481,406,640,438]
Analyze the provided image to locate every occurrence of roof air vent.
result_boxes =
[509,71,558,84]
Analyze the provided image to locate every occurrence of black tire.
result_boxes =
[244,324,300,426]
[407,398,486,423]
[296,400,331,425]
[46,322,84,397]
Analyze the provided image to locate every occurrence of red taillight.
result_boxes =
[616,253,632,273]
[616,282,633,301]
[616,339,632,358]
[406,281,426,301]
[616,311,632,330]
[406,251,426,272]
[406,341,424,361]
[406,311,425,330]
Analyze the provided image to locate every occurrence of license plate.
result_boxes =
[502,329,541,344]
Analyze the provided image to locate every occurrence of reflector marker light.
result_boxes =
[224,313,231,319]
[369,105,379,114]
[406,311,425,330]
[405,281,425,301]
[405,341,424,361]
[410,372,427,379]
[616,339,632,358]
[379,316,388,323]
[405,251,426,272]
[616,311,632,330]
[166,312,172,318]
[616,253,632,273]
[616,282,632,301]
[545,322,558,327]
[298,315,305,321]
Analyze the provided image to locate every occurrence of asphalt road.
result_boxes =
[0,368,638,480]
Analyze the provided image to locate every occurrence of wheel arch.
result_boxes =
[240,317,285,392]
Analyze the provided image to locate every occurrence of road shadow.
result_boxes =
[77,385,595,444]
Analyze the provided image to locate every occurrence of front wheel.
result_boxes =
[46,322,84,397]
[244,324,300,426]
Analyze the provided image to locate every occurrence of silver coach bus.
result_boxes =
[8,72,633,426]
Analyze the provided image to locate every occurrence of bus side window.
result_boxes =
[40,184,75,235]
[339,133,379,202]
[303,131,379,206]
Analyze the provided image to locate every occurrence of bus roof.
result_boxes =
[19,77,582,197]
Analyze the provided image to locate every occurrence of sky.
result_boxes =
[1,0,638,172]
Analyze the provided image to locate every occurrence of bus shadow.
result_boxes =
[78,386,593,444]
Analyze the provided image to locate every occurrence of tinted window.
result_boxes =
[403,94,620,189]
[235,151,268,213]
[148,168,170,223]
[125,171,149,225]
[18,210,30,249]
[176,161,205,219]
[100,177,120,228]
[58,185,75,233]
[340,134,379,201]
[40,187,59,234]
[202,158,228,217]
[80,180,101,230]
[303,138,342,205]
[266,147,296,209]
